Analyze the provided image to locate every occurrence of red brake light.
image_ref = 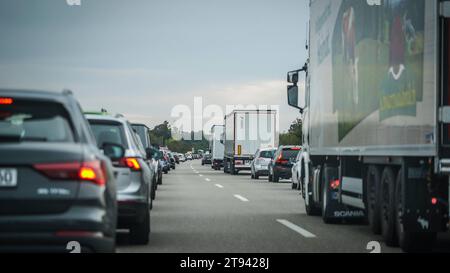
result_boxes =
[276,154,288,164]
[33,161,106,186]
[291,147,301,151]
[330,179,340,190]
[431,197,438,205]
[119,157,141,171]
[0,97,13,105]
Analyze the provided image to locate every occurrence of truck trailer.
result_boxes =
[210,125,225,170]
[223,110,278,175]
[287,0,450,252]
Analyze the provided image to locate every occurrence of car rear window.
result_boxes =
[282,149,300,159]
[88,121,128,148]
[131,125,149,148]
[0,99,75,142]
[260,150,275,158]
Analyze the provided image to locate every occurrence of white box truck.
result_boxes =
[210,125,225,170]
[223,110,278,175]
[287,0,450,252]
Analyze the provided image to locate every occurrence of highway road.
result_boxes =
[117,161,450,253]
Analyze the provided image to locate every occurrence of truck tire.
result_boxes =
[230,163,236,175]
[254,173,259,180]
[381,167,398,247]
[305,173,321,216]
[395,169,436,252]
[367,165,382,234]
[130,207,150,245]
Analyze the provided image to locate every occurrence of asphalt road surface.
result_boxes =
[117,161,450,253]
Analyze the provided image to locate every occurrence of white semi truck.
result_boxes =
[223,110,278,175]
[287,0,450,252]
[210,125,225,170]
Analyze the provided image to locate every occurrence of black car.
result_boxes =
[268,146,302,183]
[202,154,212,165]
[0,89,122,253]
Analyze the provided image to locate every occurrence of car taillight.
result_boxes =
[33,161,106,186]
[330,179,340,190]
[0,97,13,105]
[276,154,288,164]
[118,157,141,171]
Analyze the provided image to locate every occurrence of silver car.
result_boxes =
[86,113,155,245]
[250,148,277,180]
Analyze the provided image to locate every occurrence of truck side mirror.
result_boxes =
[287,66,307,113]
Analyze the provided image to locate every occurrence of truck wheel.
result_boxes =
[367,165,382,234]
[130,208,150,245]
[381,167,398,247]
[305,174,321,216]
[230,164,236,175]
[254,173,259,180]
[395,169,436,252]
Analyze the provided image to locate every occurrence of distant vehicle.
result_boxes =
[290,151,302,190]
[168,152,176,169]
[250,148,277,180]
[132,123,162,189]
[86,113,154,245]
[0,89,119,252]
[201,154,212,165]
[210,125,225,170]
[160,151,170,174]
[178,153,186,162]
[268,146,301,183]
[173,154,180,164]
[223,110,278,175]
[186,154,193,161]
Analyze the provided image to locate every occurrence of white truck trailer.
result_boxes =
[223,110,278,175]
[210,125,225,170]
[287,0,450,252]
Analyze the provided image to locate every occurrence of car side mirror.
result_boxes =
[145,148,153,160]
[102,142,125,161]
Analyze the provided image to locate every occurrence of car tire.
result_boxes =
[254,173,259,180]
[367,165,382,235]
[268,170,273,182]
[130,207,150,245]
[273,171,279,183]
[394,169,436,252]
[291,182,297,189]
[381,167,398,247]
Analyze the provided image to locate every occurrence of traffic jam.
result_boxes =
[1,0,450,257]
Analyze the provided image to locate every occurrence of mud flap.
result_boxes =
[401,165,444,233]
[324,189,365,220]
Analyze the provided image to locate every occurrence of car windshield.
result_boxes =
[89,121,128,148]
[0,99,74,142]
[260,150,275,158]
[281,149,300,160]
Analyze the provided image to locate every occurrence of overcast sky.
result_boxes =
[0,0,309,132]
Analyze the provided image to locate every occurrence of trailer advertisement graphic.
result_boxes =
[331,0,425,141]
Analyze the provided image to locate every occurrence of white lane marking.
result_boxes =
[215,184,224,189]
[205,178,211,182]
[276,219,317,238]
[199,174,203,177]
[234,194,249,202]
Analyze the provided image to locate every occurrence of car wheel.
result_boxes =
[273,171,279,183]
[395,169,436,252]
[367,165,382,234]
[381,167,398,247]
[130,207,150,245]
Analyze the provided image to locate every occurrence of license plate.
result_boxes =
[0,168,18,188]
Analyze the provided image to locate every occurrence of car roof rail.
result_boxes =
[62,89,73,96]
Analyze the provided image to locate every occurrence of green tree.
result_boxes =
[279,118,302,146]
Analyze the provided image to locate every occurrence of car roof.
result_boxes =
[85,113,128,124]
[131,123,150,129]
[0,89,74,104]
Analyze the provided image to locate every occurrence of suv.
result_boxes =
[268,146,302,183]
[0,89,120,253]
[132,123,162,187]
[250,148,277,179]
[201,154,212,165]
[86,114,155,245]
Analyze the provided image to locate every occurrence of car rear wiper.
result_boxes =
[0,135,48,142]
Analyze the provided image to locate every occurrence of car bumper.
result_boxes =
[117,199,148,227]
[274,166,292,178]
[0,206,115,253]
